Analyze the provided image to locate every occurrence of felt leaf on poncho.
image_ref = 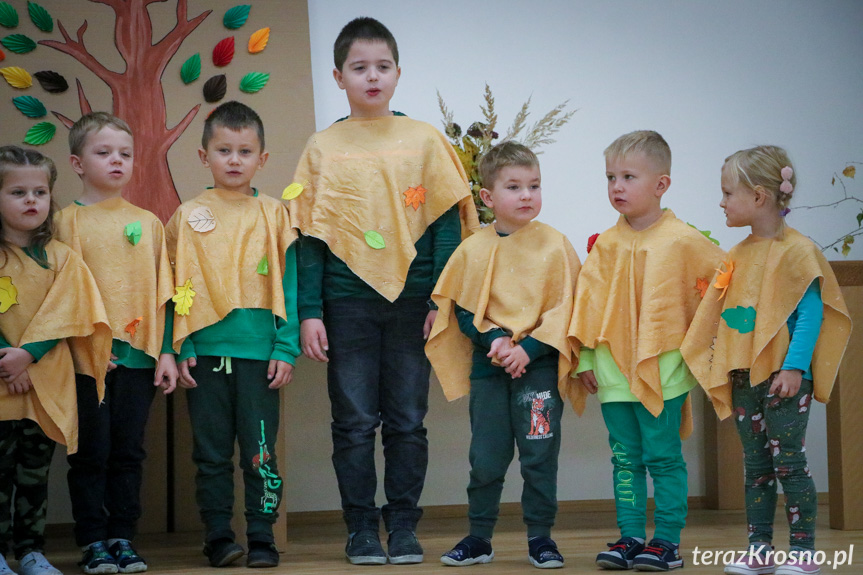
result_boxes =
[2,33,36,54]
[187,206,216,232]
[721,305,756,334]
[403,185,427,210]
[586,232,599,253]
[180,53,201,84]
[247,27,269,53]
[0,276,18,313]
[714,259,734,301]
[256,255,268,276]
[27,1,52,33]
[223,4,251,29]
[124,221,142,245]
[281,182,303,201]
[1,66,31,88]
[843,165,856,179]
[23,121,55,145]
[125,316,143,337]
[34,70,67,93]
[0,2,18,28]
[695,277,710,299]
[212,36,234,67]
[172,279,196,316]
[12,95,46,118]
[687,222,720,246]
[364,230,385,250]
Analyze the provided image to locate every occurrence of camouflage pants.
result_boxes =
[0,419,56,559]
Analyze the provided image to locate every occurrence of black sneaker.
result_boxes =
[203,538,244,568]
[246,542,279,568]
[387,529,424,564]
[597,537,646,570]
[345,530,386,565]
[633,539,683,571]
[79,542,119,574]
[108,540,147,573]
[528,536,564,569]
[441,535,494,566]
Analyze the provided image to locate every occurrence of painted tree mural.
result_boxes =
[1,1,271,222]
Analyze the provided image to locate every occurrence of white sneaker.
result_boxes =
[725,544,776,575]
[17,552,62,575]
[0,553,17,575]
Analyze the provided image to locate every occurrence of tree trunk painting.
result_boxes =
[40,0,212,222]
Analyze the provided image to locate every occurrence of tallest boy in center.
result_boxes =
[289,17,479,566]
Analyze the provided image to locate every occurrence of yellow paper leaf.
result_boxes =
[248,27,270,53]
[282,182,304,200]
[172,278,196,316]
[0,276,19,313]
[843,165,856,179]
[125,316,143,337]
[187,206,216,232]
[0,66,32,89]
[403,186,427,210]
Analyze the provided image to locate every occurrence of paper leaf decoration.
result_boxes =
[586,232,599,254]
[125,316,143,337]
[695,277,710,299]
[180,53,201,84]
[364,230,386,250]
[34,70,67,93]
[713,259,734,301]
[23,121,55,145]
[27,1,52,32]
[12,95,46,118]
[0,276,18,313]
[248,27,269,53]
[2,34,36,54]
[403,185,427,210]
[843,165,856,179]
[187,206,216,232]
[213,36,234,67]
[223,5,251,29]
[0,48,4,62]
[1,65,30,88]
[687,222,720,246]
[239,71,269,93]
[282,182,303,201]
[124,221,142,245]
[721,306,756,334]
[203,74,226,103]
[172,279,196,316]
[256,255,268,276]
[0,3,18,28]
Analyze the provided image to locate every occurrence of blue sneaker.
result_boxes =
[79,541,119,574]
[528,536,564,569]
[597,537,646,569]
[441,535,494,566]
[633,539,683,571]
[109,540,147,573]
[345,530,386,565]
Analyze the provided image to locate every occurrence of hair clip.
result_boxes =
[779,166,793,194]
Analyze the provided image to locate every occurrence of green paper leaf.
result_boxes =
[27,1,52,33]
[721,306,756,334]
[124,221,142,246]
[23,121,55,145]
[239,71,269,93]
[180,53,201,84]
[364,230,385,250]
[2,33,36,54]
[12,95,46,118]
[224,4,251,29]
[256,254,269,276]
[687,222,720,246]
[0,2,18,28]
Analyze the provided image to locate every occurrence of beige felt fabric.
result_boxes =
[426,221,580,402]
[0,241,111,452]
[291,115,480,301]
[681,227,851,420]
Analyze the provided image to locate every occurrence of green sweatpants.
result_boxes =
[600,393,688,543]
[186,356,283,544]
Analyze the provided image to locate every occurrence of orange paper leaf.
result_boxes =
[713,259,734,301]
[403,185,427,210]
[695,277,710,299]
[125,316,143,338]
[248,27,270,54]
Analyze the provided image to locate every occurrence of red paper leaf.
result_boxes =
[586,233,599,253]
[212,36,235,67]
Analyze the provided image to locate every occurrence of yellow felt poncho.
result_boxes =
[55,197,174,360]
[426,221,580,402]
[681,228,851,420]
[165,189,296,350]
[0,241,112,453]
[568,210,726,429]
[290,115,480,302]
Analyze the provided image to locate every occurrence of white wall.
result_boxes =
[283,0,863,512]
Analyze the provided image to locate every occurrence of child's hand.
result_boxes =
[488,336,512,365]
[0,347,35,383]
[579,370,598,394]
[769,369,803,398]
[301,318,329,362]
[107,352,118,372]
[267,360,294,389]
[499,344,529,378]
[178,357,198,389]
[5,371,32,395]
[154,353,178,394]
[423,310,437,340]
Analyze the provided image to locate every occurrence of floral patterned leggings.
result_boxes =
[731,370,817,551]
